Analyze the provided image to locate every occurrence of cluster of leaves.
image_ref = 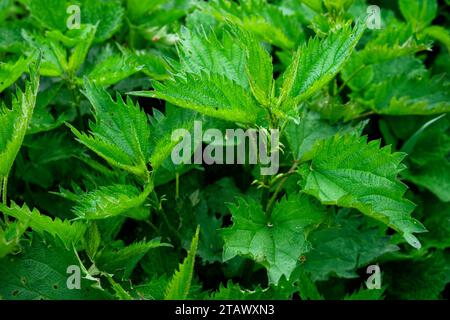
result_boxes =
[0,0,449,300]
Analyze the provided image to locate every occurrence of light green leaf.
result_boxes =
[221,195,325,284]
[285,111,365,161]
[151,72,264,124]
[203,0,304,49]
[0,55,34,93]
[177,27,248,88]
[134,51,171,80]
[0,220,28,258]
[28,0,68,31]
[342,52,426,93]
[234,27,274,107]
[298,133,427,248]
[72,183,153,220]
[68,80,151,179]
[85,52,143,87]
[96,238,171,279]
[148,106,199,170]
[399,0,437,32]
[78,0,124,42]
[0,61,40,179]
[0,201,86,247]
[359,73,450,115]
[22,31,67,77]
[278,19,365,110]
[165,226,199,300]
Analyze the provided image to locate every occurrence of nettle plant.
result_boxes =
[0,0,449,300]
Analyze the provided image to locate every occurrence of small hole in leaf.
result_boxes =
[12,290,19,296]
[53,284,59,290]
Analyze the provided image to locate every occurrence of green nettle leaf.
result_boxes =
[151,72,264,124]
[221,195,325,284]
[359,73,450,115]
[85,52,143,87]
[278,19,365,110]
[28,0,68,31]
[78,0,124,43]
[303,211,399,281]
[0,237,110,300]
[96,238,171,279]
[177,27,249,88]
[298,133,427,248]
[134,27,270,124]
[22,31,67,77]
[148,106,199,170]
[235,28,274,107]
[134,51,171,80]
[0,23,26,53]
[47,24,97,75]
[0,220,28,258]
[0,55,34,93]
[28,0,123,42]
[204,0,304,50]
[72,183,153,220]
[399,0,437,32]
[68,80,151,179]
[0,201,86,247]
[285,111,365,161]
[0,62,40,179]
[342,52,427,93]
[164,226,200,300]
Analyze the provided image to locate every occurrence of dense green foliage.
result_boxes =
[0,0,449,300]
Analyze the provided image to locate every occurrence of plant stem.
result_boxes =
[265,161,299,217]
[1,175,9,224]
[352,110,375,120]
[175,172,180,200]
[261,175,270,212]
[151,191,181,240]
[2,176,7,205]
